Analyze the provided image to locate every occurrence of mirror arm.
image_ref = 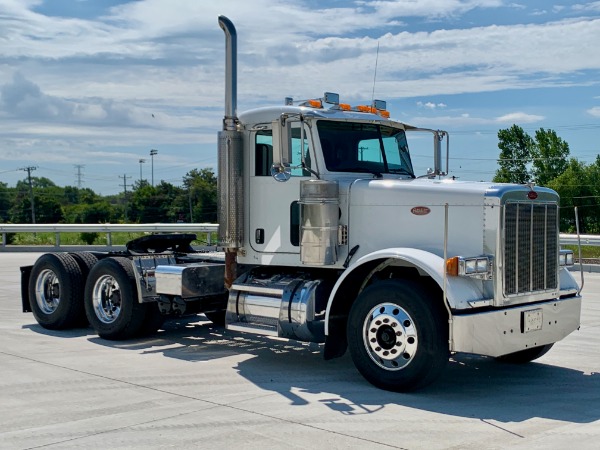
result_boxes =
[271,114,292,182]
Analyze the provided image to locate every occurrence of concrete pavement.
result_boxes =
[1,252,599,449]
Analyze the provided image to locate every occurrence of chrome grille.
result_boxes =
[504,202,558,296]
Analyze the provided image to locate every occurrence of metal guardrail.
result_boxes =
[559,233,600,246]
[0,223,219,248]
[1,224,597,249]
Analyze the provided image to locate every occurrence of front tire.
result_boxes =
[347,279,448,392]
[84,257,146,340]
[28,253,84,330]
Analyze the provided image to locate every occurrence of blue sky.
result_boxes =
[1,0,599,195]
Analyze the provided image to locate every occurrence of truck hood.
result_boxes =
[341,177,557,262]
[346,177,555,207]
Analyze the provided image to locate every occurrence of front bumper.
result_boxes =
[451,295,581,357]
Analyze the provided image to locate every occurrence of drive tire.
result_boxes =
[28,253,84,330]
[69,252,99,326]
[84,257,146,340]
[347,279,448,392]
[496,344,554,363]
[69,252,98,278]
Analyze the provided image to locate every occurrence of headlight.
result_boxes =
[559,249,574,267]
[446,256,493,279]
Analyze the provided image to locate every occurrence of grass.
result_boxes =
[563,245,600,259]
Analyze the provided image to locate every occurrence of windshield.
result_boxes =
[317,121,414,177]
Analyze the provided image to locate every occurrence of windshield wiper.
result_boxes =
[388,168,416,178]
[336,167,383,178]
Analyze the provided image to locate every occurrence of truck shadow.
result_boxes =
[22,323,96,338]
[89,316,600,424]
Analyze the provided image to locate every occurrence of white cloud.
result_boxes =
[573,2,600,12]
[2,2,600,105]
[363,0,504,18]
[0,1,598,191]
[495,112,544,123]
[587,106,600,117]
[417,101,447,109]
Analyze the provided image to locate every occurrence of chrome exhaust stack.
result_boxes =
[218,15,237,132]
[217,16,243,287]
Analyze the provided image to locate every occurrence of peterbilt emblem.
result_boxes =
[528,191,538,200]
[411,206,431,216]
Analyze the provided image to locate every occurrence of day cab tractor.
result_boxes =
[20,16,582,391]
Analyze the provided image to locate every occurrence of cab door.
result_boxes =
[248,123,313,256]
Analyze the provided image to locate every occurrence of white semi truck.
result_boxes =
[20,16,582,391]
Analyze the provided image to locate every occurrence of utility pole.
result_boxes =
[21,166,37,224]
[150,149,158,186]
[119,174,131,222]
[139,159,146,184]
[74,164,85,188]
[188,185,193,223]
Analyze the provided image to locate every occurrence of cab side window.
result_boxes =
[290,125,312,177]
[255,130,273,176]
[254,125,312,177]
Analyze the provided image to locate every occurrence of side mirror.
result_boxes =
[433,130,447,176]
[434,132,442,175]
[271,116,292,182]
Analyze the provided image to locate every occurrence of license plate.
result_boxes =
[522,308,543,333]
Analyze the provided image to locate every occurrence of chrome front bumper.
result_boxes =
[451,296,581,357]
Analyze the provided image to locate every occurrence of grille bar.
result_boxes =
[504,202,558,296]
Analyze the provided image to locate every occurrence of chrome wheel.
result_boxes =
[363,303,418,371]
[92,274,122,324]
[34,269,61,314]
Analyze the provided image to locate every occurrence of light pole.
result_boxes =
[150,149,158,186]
[139,158,146,184]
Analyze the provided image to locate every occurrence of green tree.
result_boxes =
[531,128,570,186]
[10,195,63,223]
[0,182,11,222]
[493,125,534,184]
[547,159,597,233]
[581,155,600,233]
[130,181,186,223]
[183,168,217,223]
[66,200,114,224]
[9,177,64,223]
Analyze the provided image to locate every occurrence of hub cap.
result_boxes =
[363,303,418,371]
[92,275,122,324]
[35,269,60,314]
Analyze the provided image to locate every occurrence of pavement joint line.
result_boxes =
[1,350,406,449]
[479,419,524,438]
[20,406,215,450]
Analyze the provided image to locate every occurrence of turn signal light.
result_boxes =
[446,257,459,276]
